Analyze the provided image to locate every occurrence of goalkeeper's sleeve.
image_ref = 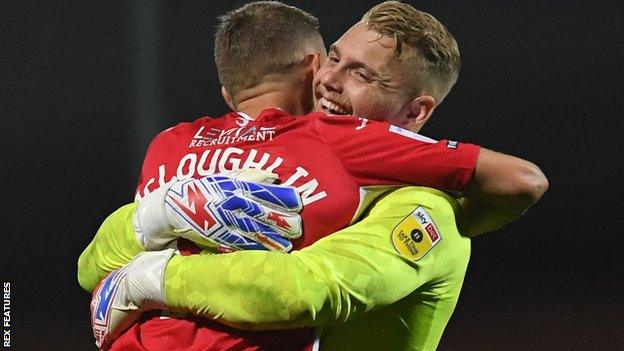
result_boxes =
[77,203,144,292]
[164,186,463,330]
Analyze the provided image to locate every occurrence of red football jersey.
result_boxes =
[112,108,480,350]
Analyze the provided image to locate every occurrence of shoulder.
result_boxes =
[150,115,223,145]
[299,112,368,132]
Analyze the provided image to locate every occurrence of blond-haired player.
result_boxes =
[79,2,547,350]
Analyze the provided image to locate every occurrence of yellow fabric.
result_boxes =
[77,203,143,292]
[76,187,469,350]
[164,187,471,350]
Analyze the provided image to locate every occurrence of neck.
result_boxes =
[233,75,313,118]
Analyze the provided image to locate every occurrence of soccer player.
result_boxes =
[79,1,547,350]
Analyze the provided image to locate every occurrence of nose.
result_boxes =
[319,65,343,94]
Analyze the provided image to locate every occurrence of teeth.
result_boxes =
[320,97,348,115]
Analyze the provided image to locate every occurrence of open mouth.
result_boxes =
[318,97,350,115]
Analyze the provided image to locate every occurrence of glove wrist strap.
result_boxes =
[126,249,176,310]
[134,180,177,250]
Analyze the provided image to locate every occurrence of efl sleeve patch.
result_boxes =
[392,206,442,261]
[388,125,437,143]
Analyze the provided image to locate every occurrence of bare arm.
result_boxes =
[457,148,549,237]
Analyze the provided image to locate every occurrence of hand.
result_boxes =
[91,250,174,350]
[135,170,303,252]
[167,174,303,251]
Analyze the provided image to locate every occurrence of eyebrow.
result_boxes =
[329,43,382,80]
[329,43,395,88]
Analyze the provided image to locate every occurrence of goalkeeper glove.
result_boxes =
[91,249,174,350]
[134,170,303,252]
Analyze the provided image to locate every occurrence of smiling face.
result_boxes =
[313,22,420,128]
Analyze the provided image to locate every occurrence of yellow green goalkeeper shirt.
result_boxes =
[78,186,470,351]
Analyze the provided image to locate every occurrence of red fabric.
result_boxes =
[112,313,315,351]
[136,109,479,249]
[113,109,479,350]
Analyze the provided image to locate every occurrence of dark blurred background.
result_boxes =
[3,0,623,350]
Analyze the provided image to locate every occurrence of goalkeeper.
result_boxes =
[79,1,548,350]
[88,183,476,351]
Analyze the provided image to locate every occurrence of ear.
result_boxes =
[310,52,323,75]
[221,86,235,111]
[301,52,323,76]
[299,52,323,92]
[406,95,436,132]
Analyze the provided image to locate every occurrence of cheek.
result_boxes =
[352,89,395,121]
[380,94,404,114]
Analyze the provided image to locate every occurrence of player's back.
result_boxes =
[135,108,476,250]
[137,108,383,248]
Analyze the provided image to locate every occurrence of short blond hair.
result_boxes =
[362,1,461,102]
[215,1,324,94]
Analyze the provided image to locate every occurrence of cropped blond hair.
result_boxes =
[362,1,461,102]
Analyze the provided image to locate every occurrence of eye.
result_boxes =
[328,53,339,64]
[351,69,372,83]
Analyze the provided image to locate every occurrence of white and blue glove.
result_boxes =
[134,170,303,252]
[91,250,174,350]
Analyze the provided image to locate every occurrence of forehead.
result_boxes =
[332,22,402,75]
